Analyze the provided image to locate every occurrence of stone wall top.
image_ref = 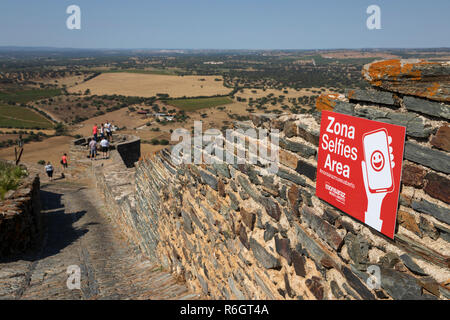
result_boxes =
[362,59,450,102]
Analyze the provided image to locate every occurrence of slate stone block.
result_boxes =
[291,250,306,277]
[295,159,317,181]
[199,170,218,191]
[424,172,450,204]
[380,268,423,300]
[249,238,281,270]
[275,236,292,265]
[341,266,376,300]
[279,138,316,158]
[412,199,450,225]
[404,96,450,119]
[347,89,395,106]
[405,142,450,174]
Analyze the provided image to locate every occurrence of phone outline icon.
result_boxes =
[362,128,394,194]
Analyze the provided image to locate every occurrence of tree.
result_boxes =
[54,123,67,136]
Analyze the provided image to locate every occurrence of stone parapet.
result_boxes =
[0,174,42,258]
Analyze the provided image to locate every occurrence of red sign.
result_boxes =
[316,110,406,239]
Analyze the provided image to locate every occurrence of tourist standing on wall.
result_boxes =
[89,138,97,160]
[105,120,112,142]
[93,123,98,141]
[100,137,110,159]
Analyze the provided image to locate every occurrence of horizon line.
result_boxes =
[1,45,450,52]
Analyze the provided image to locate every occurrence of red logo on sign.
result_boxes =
[371,150,384,172]
[316,111,406,239]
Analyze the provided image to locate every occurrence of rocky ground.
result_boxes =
[0,180,199,300]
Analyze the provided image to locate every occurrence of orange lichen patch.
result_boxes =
[363,59,438,83]
[315,93,344,111]
[426,82,441,97]
[365,59,402,82]
[373,80,382,87]
[346,90,355,100]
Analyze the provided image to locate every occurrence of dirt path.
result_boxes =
[0,181,199,300]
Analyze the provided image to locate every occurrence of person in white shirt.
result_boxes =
[105,120,112,141]
[45,162,54,181]
[100,137,110,159]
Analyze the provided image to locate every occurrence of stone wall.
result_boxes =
[69,134,142,251]
[0,174,42,258]
[68,134,141,179]
[116,136,141,168]
[86,59,449,300]
[131,108,449,300]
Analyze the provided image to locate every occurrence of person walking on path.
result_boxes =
[61,153,68,170]
[100,137,110,159]
[89,138,97,160]
[45,162,54,181]
[93,123,98,141]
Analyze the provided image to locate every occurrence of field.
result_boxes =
[0,88,62,104]
[39,74,87,88]
[0,135,73,171]
[98,68,179,76]
[0,105,54,129]
[32,94,141,124]
[68,73,231,98]
[320,51,400,59]
[164,96,233,111]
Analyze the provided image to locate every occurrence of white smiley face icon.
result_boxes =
[371,150,385,172]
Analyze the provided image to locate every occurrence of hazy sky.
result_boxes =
[1,0,449,49]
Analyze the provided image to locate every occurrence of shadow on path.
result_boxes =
[0,188,88,263]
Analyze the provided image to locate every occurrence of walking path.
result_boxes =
[0,181,199,300]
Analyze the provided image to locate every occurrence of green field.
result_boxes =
[0,88,62,104]
[0,105,54,129]
[164,96,233,111]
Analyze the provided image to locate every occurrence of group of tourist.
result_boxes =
[88,121,114,160]
[92,121,114,142]
[44,120,116,181]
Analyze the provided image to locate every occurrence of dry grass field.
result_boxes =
[38,74,87,89]
[0,135,73,166]
[320,51,400,59]
[68,73,232,98]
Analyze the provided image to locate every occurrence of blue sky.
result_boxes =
[0,0,449,49]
